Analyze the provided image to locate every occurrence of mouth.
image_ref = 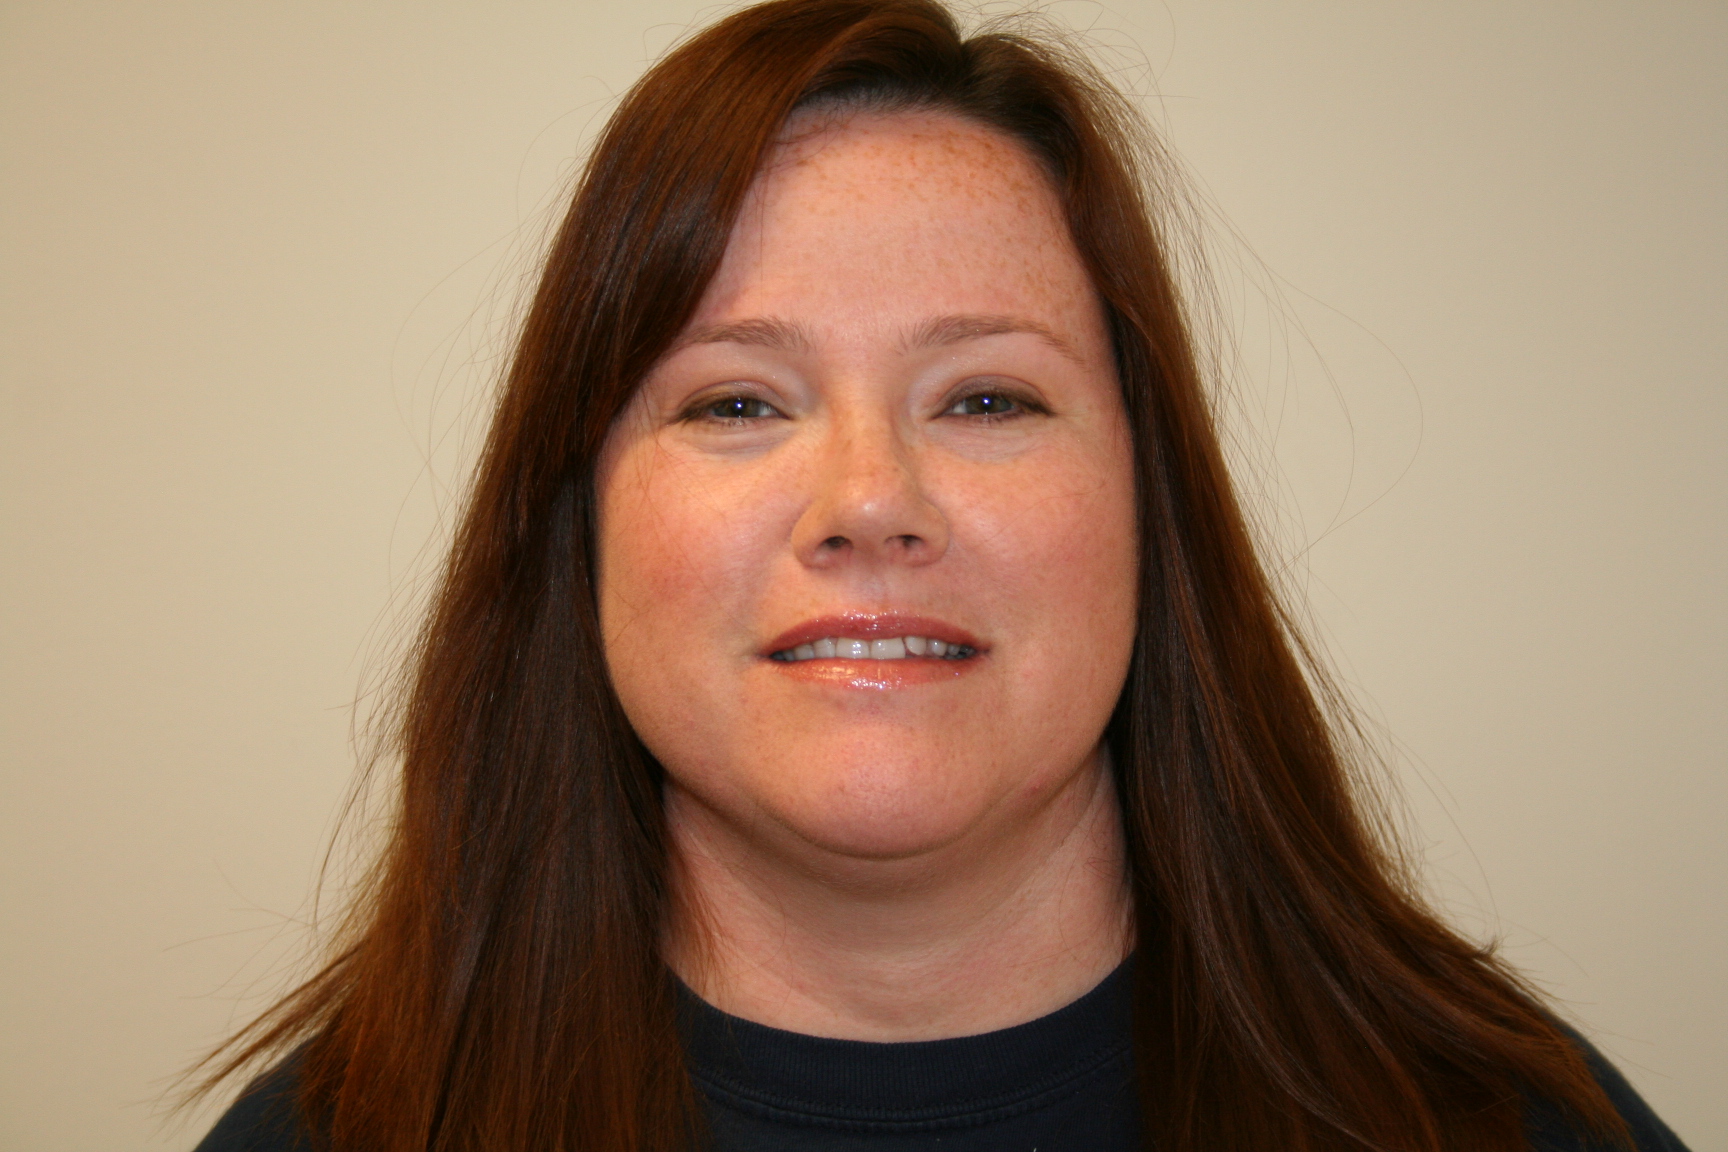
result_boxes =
[770,635,977,662]
[763,614,984,669]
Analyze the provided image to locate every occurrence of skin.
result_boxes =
[596,110,1139,1041]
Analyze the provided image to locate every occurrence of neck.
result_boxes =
[660,749,1132,1042]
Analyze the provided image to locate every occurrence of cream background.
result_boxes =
[1,2,1721,1148]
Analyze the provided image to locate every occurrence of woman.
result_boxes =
[193,1,1689,1149]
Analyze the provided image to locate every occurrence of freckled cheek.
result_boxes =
[601,450,796,639]
[947,459,1137,633]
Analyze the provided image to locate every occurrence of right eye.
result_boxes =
[693,395,780,422]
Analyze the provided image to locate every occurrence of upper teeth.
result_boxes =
[771,635,975,662]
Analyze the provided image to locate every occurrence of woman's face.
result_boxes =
[598,111,1137,864]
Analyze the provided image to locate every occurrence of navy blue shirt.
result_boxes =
[197,963,1690,1151]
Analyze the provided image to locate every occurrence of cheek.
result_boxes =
[948,438,1138,747]
[597,439,810,773]
[599,449,696,647]
[599,444,741,780]
[600,445,774,641]
[958,441,1137,630]
[598,446,734,742]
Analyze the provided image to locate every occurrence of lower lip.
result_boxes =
[765,656,979,688]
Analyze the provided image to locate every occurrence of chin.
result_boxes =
[746,744,1024,863]
[778,803,978,862]
[659,719,1103,871]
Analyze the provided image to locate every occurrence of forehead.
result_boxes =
[700,110,1097,334]
[767,107,1055,209]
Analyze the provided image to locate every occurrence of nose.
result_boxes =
[791,414,950,570]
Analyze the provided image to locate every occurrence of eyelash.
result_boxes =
[681,394,782,425]
[942,386,1047,422]
[679,385,1048,426]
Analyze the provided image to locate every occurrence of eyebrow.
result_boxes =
[673,316,811,353]
[672,313,1084,365]
[904,313,1084,365]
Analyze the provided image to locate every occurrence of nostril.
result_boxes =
[822,536,848,550]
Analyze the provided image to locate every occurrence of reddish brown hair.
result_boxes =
[196,2,1631,1149]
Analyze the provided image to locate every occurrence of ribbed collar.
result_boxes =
[677,959,1133,1128]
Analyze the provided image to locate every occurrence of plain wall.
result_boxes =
[1,2,1721,1148]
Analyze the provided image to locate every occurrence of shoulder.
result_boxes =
[193,1057,317,1152]
[1525,1028,1691,1152]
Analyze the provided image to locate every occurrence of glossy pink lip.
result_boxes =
[762,613,985,658]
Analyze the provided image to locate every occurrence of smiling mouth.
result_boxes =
[769,635,978,663]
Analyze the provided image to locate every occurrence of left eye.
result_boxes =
[946,392,1020,417]
[703,396,778,420]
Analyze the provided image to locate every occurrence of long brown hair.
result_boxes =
[196,2,1631,1149]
